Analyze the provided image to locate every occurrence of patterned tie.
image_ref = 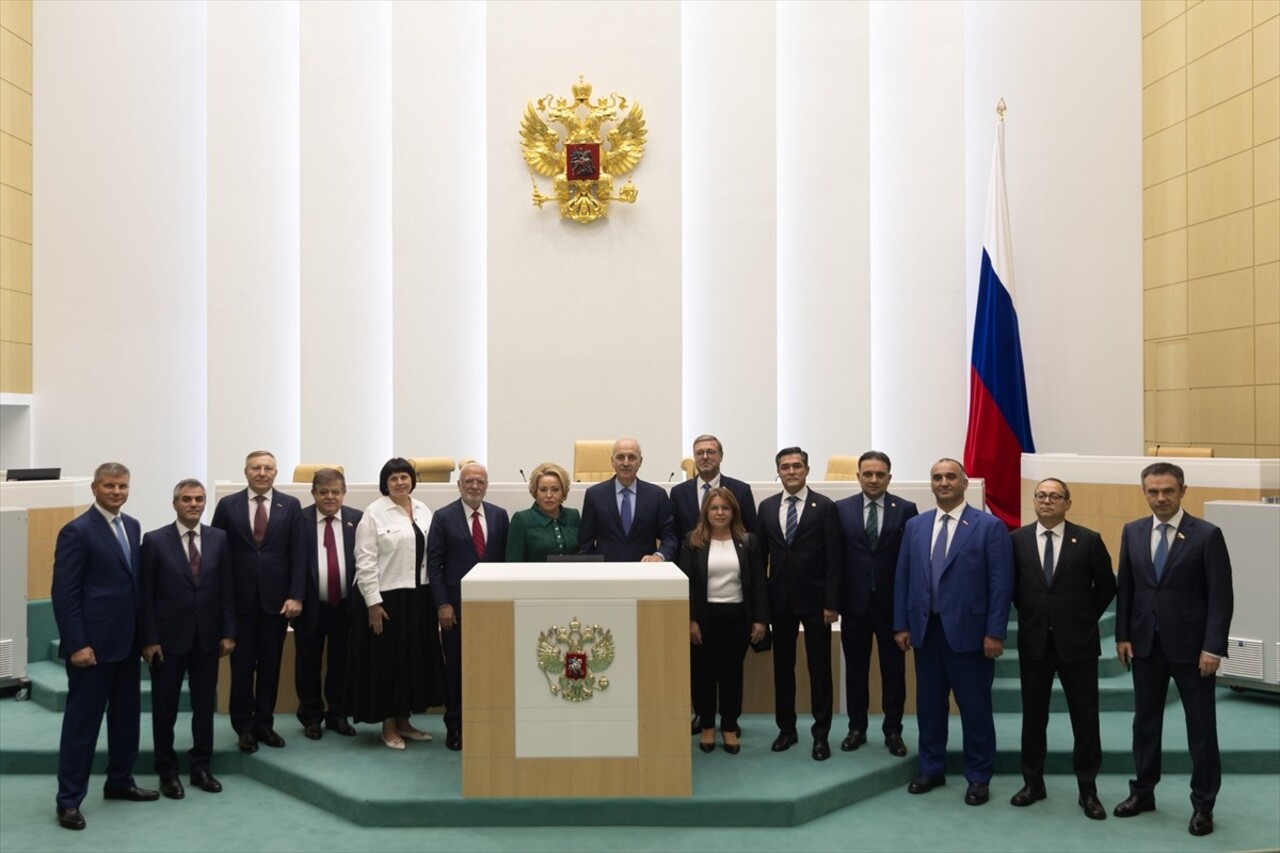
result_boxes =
[620,488,633,536]
[471,510,485,559]
[866,500,879,549]
[187,530,201,583]
[324,516,341,605]
[1042,530,1054,586]
[112,516,131,570]
[785,495,799,545]
[930,514,951,610]
[253,495,267,547]
[702,483,711,504]
[1153,522,1171,582]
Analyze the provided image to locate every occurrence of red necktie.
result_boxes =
[253,495,267,547]
[471,510,485,559]
[187,530,201,582]
[324,515,341,605]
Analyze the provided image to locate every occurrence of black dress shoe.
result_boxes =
[1078,793,1106,820]
[812,739,831,761]
[884,733,908,757]
[770,731,799,752]
[238,732,258,753]
[189,771,222,794]
[326,719,357,737]
[102,785,159,802]
[255,729,286,748]
[1113,795,1156,818]
[1189,810,1214,836]
[57,806,86,830]
[446,730,463,751]
[690,714,702,735]
[1010,784,1046,807]
[159,778,185,800]
[907,774,945,794]
[964,782,990,806]
[304,723,323,740]
[840,730,867,752]
[698,740,716,753]
[722,739,741,755]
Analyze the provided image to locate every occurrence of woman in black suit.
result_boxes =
[677,487,768,754]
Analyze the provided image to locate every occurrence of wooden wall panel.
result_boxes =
[1144,282,1189,337]
[1154,338,1190,388]
[1187,269,1254,332]
[0,0,31,396]
[1255,77,1279,144]
[1189,386,1256,443]
[1258,262,1279,323]
[1186,0,1254,60]
[1187,209,1253,279]
[1257,16,1280,84]
[1154,389,1191,443]
[1144,176,1187,236]
[1143,0,1186,37]
[1187,327,1255,386]
[1257,200,1280,263]
[1258,383,1280,444]
[1187,32,1254,114]
[1187,150,1253,224]
[0,236,30,292]
[0,340,30,393]
[1257,140,1280,204]
[1144,12,1188,85]
[0,80,32,142]
[1188,91,1253,169]
[1145,66,1187,134]
[1257,322,1280,382]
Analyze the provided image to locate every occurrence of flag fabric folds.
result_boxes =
[964,120,1034,531]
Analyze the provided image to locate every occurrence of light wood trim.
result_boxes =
[1258,383,1280,444]
[0,339,31,394]
[1187,31,1254,115]
[1143,228,1188,288]
[1144,11,1187,85]
[461,600,514,711]
[0,0,33,43]
[0,287,31,343]
[1188,327,1255,387]
[1255,77,1279,145]
[1144,66,1187,137]
[636,599,689,710]
[0,183,30,242]
[1154,388,1192,444]
[462,758,515,797]
[1154,338,1189,389]
[0,130,31,194]
[1186,0,1253,61]
[1187,209,1254,279]
[1257,200,1280,263]
[1187,268,1254,333]
[1187,150,1253,225]
[515,757,638,797]
[1144,282,1189,338]
[1258,262,1280,323]
[1257,140,1280,205]
[1257,323,1280,383]
[0,27,31,92]
[0,235,30,293]
[1256,16,1279,85]
[1142,0,1185,38]
[1143,124,1188,189]
[1189,386,1256,443]
[1144,175,1187,237]
[1188,90,1253,169]
[0,80,32,142]
[639,756,692,797]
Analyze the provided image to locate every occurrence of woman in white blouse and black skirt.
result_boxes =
[677,487,769,754]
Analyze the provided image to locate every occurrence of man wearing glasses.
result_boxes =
[1009,479,1116,819]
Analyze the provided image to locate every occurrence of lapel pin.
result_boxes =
[810,501,817,508]
[890,501,897,508]
[1177,532,1186,540]
[1071,538,1078,544]
[961,519,969,526]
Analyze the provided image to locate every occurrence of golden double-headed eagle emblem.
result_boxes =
[536,617,615,702]
[519,76,647,224]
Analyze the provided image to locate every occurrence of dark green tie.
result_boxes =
[866,500,879,549]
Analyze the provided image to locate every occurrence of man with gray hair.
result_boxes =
[579,438,678,562]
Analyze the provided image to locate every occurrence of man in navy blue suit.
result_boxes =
[294,468,362,741]
[52,462,158,830]
[894,458,1013,806]
[835,450,917,758]
[139,479,236,800]
[427,462,509,751]
[1113,462,1233,837]
[579,438,677,563]
[211,450,306,754]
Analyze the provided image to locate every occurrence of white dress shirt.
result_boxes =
[354,495,433,606]
[248,488,273,527]
[1149,509,1184,561]
[177,521,201,556]
[777,486,810,531]
[931,501,967,555]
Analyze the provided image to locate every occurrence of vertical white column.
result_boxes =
[32,1,208,524]
[868,0,967,478]
[777,0,871,470]
[392,1,487,469]
[208,0,301,483]
[299,1,393,482]
[682,0,778,481]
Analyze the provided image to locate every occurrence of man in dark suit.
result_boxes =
[294,468,361,741]
[139,479,237,800]
[211,450,306,753]
[1009,477,1115,819]
[894,458,1013,806]
[579,438,678,562]
[1113,462,1233,837]
[51,462,158,830]
[427,462,509,751]
[834,450,917,758]
[757,446,842,761]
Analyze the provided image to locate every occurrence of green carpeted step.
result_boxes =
[990,672,1174,713]
[994,648,1130,679]
[24,660,189,715]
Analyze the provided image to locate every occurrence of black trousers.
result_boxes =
[229,604,288,736]
[1018,641,1101,793]
[150,646,219,779]
[440,598,463,734]
[771,611,833,739]
[295,598,350,726]
[839,590,905,735]
[693,602,750,732]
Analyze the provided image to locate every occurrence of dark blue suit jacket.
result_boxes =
[52,507,141,663]
[757,489,842,616]
[139,523,236,655]
[1115,512,1233,664]
[426,499,509,608]
[579,477,678,562]
[893,504,1013,653]
[670,474,759,560]
[298,504,363,633]
[835,492,918,617]
[1012,520,1115,662]
[211,488,307,615]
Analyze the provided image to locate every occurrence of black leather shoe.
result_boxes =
[964,782,990,806]
[1010,784,1046,807]
[1113,795,1156,818]
[722,739,740,755]
[103,785,159,802]
[840,730,867,752]
[690,714,702,735]
[159,778,185,800]
[326,719,357,737]
[446,730,463,751]
[907,774,945,794]
[56,807,86,830]
[238,732,258,753]
[885,733,908,757]
[812,739,831,761]
[770,731,799,752]
[255,729,286,748]
[1189,810,1214,836]
[304,723,322,740]
[189,771,222,794]
[698,740,716,754]
[1079,793,1106,820]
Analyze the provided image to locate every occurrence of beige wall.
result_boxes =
[0,0,32,394]
[1143,0,1280,458]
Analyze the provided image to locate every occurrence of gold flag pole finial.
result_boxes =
[996,98,1007,122]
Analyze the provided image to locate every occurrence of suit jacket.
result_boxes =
[51,507,142,664]
[670,475,759,561]
[757,489,842,616]
[579,477,678,562]
[677,532,770,628]
[426,499,510,608]
[139,523,236,655]
[893,504,1014,653]
[211,488,307,615]
[835,492,918,617]
[1011,520,1116,662]
[1115,512,1233,664]
[298,504,363,633]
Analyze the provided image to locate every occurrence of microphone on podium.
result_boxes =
[519,469,527,483]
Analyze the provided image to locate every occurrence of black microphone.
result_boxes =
[519,469,526,483]
[668,471,675,482]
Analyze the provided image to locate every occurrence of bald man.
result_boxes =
[578,438,678,562]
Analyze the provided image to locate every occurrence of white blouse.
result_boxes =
[354,495,433,606]
[706,538,743,604]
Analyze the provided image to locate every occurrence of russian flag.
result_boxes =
[964,117,1034,531]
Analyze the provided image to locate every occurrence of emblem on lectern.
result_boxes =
[537,616,615,702]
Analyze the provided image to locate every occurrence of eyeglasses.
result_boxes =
[460,478,487,486]
[1033,492,1067,504]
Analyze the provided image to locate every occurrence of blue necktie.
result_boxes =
[930,514,950,610]
[1153,522,1170,582]
[1042,530,1054,586]
[112,516,131,571]
[785,496,798,545]
[701,483,710,504]
[620,487,633,537]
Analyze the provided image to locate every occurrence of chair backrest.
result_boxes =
[824,455,860,481]
[1145,445,1214,458]
[409,457,456,483]
[573,440,616,483]
[680,457,696,480]
[292,463,345,484]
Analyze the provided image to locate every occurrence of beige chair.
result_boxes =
[824,455,859,482]
[573,440,617,483]
[292,463,344,484]
[1145,445,1215,458]
[408,457,456,483]
[680,457,696,480]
